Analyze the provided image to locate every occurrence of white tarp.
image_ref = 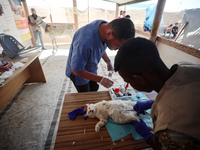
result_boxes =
[176,8,200,50]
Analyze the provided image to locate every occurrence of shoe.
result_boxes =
[42,47,46,50]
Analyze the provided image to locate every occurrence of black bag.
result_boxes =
[0,33,39,59]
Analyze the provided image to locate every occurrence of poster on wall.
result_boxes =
[8,0,31,41]
[0,0,31,43]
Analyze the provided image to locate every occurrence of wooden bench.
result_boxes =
[0,52,46,109]
[54,91,157,150]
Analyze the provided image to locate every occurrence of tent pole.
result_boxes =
[115,3,119,19]
[149,0,166,43]
[174,22,188,42]
[21,0,35,47]
[73,0,78,31]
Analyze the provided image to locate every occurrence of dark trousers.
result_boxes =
[172,31,177,37]
[70,73,99,93]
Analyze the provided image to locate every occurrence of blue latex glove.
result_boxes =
[132,119,153,143]
[133,100,154,115]
[68,106,87,120]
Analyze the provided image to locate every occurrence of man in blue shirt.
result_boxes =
[66,18,135,92]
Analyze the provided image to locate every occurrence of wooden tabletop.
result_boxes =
[55,91,157,150]
[0,52,46,109]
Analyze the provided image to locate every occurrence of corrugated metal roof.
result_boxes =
[103,0,151,6]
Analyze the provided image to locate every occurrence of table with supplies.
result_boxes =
[54,90,157,150]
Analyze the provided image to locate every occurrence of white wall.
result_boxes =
[156,42,200,68]
[136,32,200,68]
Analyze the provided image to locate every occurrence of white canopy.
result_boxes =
[176,8,200,50]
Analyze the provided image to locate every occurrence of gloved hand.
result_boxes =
[100,76,114,88]
[133,100,154,115]
[106,62,114,77]
[132,119,153,143]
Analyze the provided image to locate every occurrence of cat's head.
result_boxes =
[85,103,96,118]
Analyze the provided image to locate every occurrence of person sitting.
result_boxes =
[163,24,173,38]
[122,11,126,18]
[172,23,179,38]
[118,10,123,18]
[125,15,130,19]
[114,37,200,150]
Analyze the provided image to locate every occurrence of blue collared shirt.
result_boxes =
[65,20,107,86]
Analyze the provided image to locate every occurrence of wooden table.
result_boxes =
[55,91,157,150]
[0,52,46,109]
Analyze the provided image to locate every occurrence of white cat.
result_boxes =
[85,100,140,132]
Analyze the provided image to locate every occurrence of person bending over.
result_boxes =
[114,37,200,150]
[66,18,135,92]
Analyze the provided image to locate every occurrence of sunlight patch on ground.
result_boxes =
[54,49,69,57]
[39,50,54,60]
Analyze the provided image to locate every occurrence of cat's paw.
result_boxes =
[95,126,100,132]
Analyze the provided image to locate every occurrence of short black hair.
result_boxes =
[114,37,164,75]
[107,18,135,40]
[125,15,130,19]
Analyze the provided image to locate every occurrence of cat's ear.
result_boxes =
[86,104,89,107]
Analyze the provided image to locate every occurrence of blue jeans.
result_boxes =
[164,31,171,38]
[33,30,44,48]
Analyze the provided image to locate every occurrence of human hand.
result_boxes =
[133,100,154,115]
[132,119,153,143]
[100,76,114,88]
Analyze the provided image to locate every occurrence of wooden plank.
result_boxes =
[22,0,35,46]
[54,91,156,150]
[149,0,166,43]
[136,29,200,59]
[0,67,30,108]
[73,0,78,31]
[115,3,119,19]
[0,52,46,109]
[25,56,46,83]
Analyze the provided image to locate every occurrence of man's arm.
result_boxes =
[172,27,175,33]
[72,68,114,88]
[28,16,39,27]
[102,51,114,76]
[102,51,111,63]
[72,68,102,83]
